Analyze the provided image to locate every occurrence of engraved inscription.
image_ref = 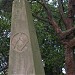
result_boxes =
[11,33,28,52]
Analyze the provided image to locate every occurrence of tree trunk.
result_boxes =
[64,45,75,75]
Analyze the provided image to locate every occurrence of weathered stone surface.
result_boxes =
[8,0,45,75]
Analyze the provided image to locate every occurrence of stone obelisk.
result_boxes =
[8,0,45,75]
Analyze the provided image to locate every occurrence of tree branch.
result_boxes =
[59,27,75,39]
[57,0,65,22]
[32,13,49,23]
[67,38,75,48]
[57,0,68,28]
[40,0,62,34]
[58,0,73,29]
[66,0,73,29]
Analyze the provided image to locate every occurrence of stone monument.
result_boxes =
[8,0,45,75]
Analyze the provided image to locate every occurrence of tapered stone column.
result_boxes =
[8,0,45,75]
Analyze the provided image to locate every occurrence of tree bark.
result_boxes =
[64,45,75,75]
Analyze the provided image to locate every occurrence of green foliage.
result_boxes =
[0,7,11,75]
[34,20,65,74]
[0,10,11,55]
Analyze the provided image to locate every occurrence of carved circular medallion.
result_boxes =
[11,33,28,52]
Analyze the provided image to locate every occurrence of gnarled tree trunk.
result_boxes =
[39,0,75,75]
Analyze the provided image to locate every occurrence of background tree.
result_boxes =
[31,0,75,75]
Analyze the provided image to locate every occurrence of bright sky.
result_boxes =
[62,68,66,74]
[49,0,52,2]
[48,0,52,3]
